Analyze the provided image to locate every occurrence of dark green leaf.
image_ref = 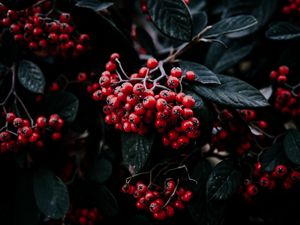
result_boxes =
[205,38,255,73]
[75,0,113,12]
[87,157,112,183]
[189,74,269,108]
[17,60,45,94]
[224,0,278,31]
[188,160,225,225]
[203,15,258,38]
[260,143,285,172]
[206,160,242,201]
[121,133,154,174]
[180,60,221,85]
[283,130,300,165]
[147,0,193,41]
[266,22,300,41]
[192,12,208,36]
[33,169,69,219]
[14,172,40,225]
[45,92,79,123]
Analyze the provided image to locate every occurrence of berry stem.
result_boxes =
[162,178,180,209]
[163,165,197,184]
[163,26,213,63]
[115,58,130,79]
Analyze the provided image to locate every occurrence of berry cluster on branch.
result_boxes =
[92,53,201,149]
[0,0,90,57]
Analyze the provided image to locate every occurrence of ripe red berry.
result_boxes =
[258,120,268,129]
[121,82,133,94]
[59,13,71,23]
[246,184,258,196]
[13,117,24,128]
[110,53,120,61]
[29,132,40,143]
[167,76,180,89]
[181,190,193,202]
[277,75,287,83]
[165,205,174,217]
[290,171,300,181]
[106,61,117,72]
[273,164,287,177]
[138,67,149,78]
[6,112,16,123]
[173,200,185,210]
[279,65,289,75]
[143,95,156,109]
[147,58,158,69]
[182,95,195,108]
[133,83,146,95]
[149,201,161,213]
[185,71,196,81]
[156,98,167,111]
[77,72,87,82]
[52,132,62,141]
[170,67,182,78]
[259,176,270,188]
[153,210,166,220]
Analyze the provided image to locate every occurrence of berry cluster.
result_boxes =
[211,109,267,157]
[270,66,300,118]
[122,179,193,220]
[92,54,201,149]
[0,1,90,57]
[65,207,103,225]
[282,0,300,15]
[243,162,300,200]
[0,113,64,153]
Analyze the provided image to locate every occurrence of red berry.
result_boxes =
[13,118,23,128]
[156,98,167,111]
[258,120,268,129]
[279,65,289,75]
[138,67,149,78]
[246,184,258,196]
[167,76,180,89]
[181,190,193,202]
[153,210,166,220]
[133,83,146,95]
[270,70,278,80]
[110,53,120,61]
[36,116,47,128]
[147,58,158,69]
[165,205,174,217]
[277,75,287,83]
[29,132,40,143]
[149,201,161,213]
[170,67,182,78]
[142,95,156,109]
[52,132,62,141]
[259,176,270,188]
[6,112,16,123]
[77,72,87,82]
[93,90,103,101]
[182,95,195,108]
[185,71,196,81]
[121,82,133,94]
[173,200,185,210]
[290,171,300,181]
[59,13,71,23]
[106,61,117,72]
[181,120,194,132]
[273,164,287,177]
